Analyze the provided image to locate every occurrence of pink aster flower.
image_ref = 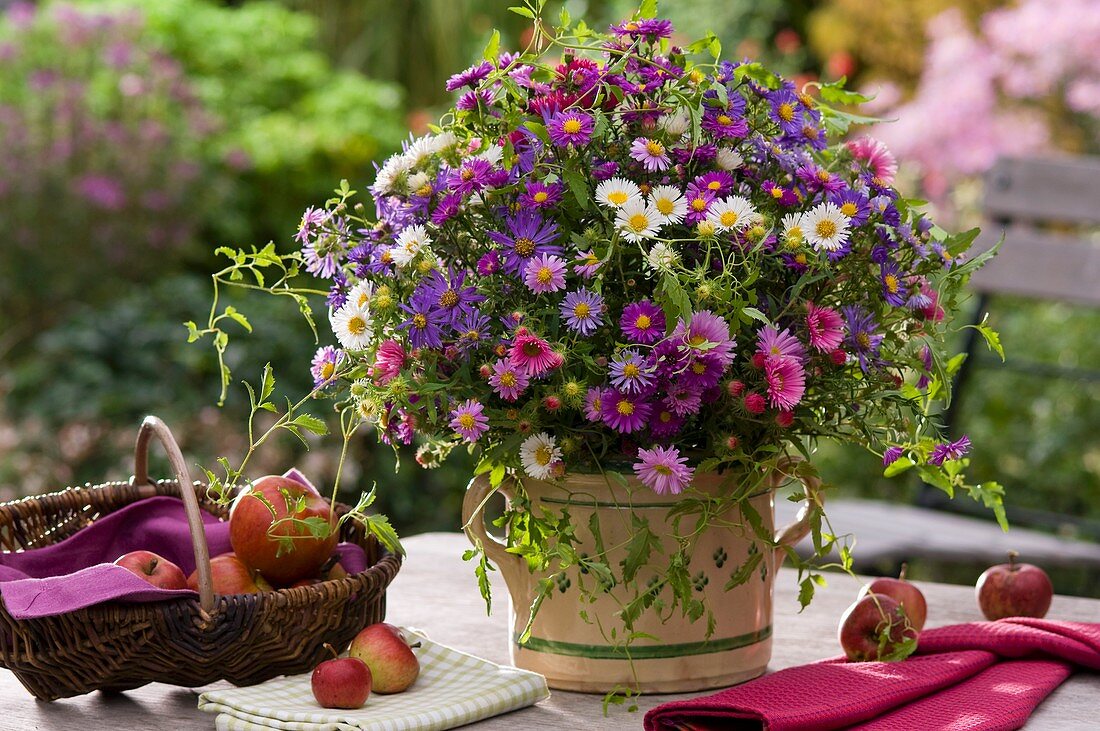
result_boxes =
[620,300,665,344]
[649,407,685,439]
[675,310,735,365]
[663,385,703,417]
[371,339,407,384]
[547,110,594,147]
[846,137,898,185]
[601,390,651,433]
[764,357,806,410]
[584,387,611,422]
[629,137,671,172]
[756,326,806,362]
[449,399,490,442]
[510,330,563,376]
[929,436,971,466]
[634,445,694,495]
[489,359,530,401]
[805,302,845,353]
[573,250,603,279]
[523,253,567,294]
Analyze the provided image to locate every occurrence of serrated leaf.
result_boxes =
[562,166,590,209]
[638,0,658,18]
[365,513,404,555]
[798,576,816,609]
[291,413,329,436]
[482,29,500,61]
[620,517,658,583]
[223,306,252,333]
[724,552,763,590]
[260,363,275,402]
[883,457,914,478]
[509,5,535,19]
[815,77,873,106]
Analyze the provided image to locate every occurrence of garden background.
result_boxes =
[1,0,1097,577]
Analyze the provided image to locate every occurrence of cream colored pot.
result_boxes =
[461,464,822,693]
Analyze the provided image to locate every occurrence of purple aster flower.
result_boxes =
[757,326,806,362]
[448,158,496,196]
[573,250,603,279]
[523,253,567,293]
[560,288,604,335]
[764,357,806,410]
[649,407,685,439]
[584,387,611,422]
[310,346,344,388]
[829,187,871,226]
[767,87,803,136]
[620,300,665,344]
[450,399,490,442]
[762,180,798,207]
[446,60,493,91]
[477,250,501,276]
[547,110,594,147]
[929,436,971,466]
[592,161,620,181]
[302,219,345,280]
[683,184,716,225]
[399,295,449,349]
[489,358,530,402]
[674,310,735,366]
[701,97,749,140]
[518,180,564,209]
[693,170,736,197]
[296,206,329,245]
[609,350,655,394]
[680,352,728,390]
[454,310,492,351]
[880,261,908,307]
[326,270,349,309]
[487,211,562,276]
[419,267,485,323]
[664,384,703,417]
[634,445,694,495]
[610,18,674,40]
[456,88,496,111]
[629,137,671,172]
[601,390,651,433]
[431,192,462,225]
[883,446,904,467]
[843,305,885,372]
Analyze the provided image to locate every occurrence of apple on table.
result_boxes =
[838,593,920,662]
[312,650,372,709]
[976,551,1053,620]
[114,550,188,590]
[348,623,420,693]
[858,563,927,631]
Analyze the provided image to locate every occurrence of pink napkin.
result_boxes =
[644,619,1100,731]
[0,475,367,619]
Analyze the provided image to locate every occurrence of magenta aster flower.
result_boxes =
[448,158,497,196]
[634,445,694,495]
[446,60,493,91]
[664,384,703,417]
[547,110,594,147]
[523,253,567,293]
[518,180,563,209]
[846,136,898,184]
[450,399,490,442]
[510,331,562,376]
[692,170,735,196]
[929,436,971,466]
[489,358,530,401]
[560,288,604,335]
[609,350,655,394]
[310,346,344,388]
[676,310,735,366]
[601,390,651,433]
[610,18,674,40]
[680,353,728,390]
[584,387,611,422]
[757,326,806,362]
[683,185,715,225]
[805,302,844,353]
[765,357,806,410]
[620,300,665,344]
[487,211,562,276]
[476,250,501,276]
[883,446,904,466]
[649,407,685,439]
[629,137,671,172]
[371,339,406,385]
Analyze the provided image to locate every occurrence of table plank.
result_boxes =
[2,532,1098,730]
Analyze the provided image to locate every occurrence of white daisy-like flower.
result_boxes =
[390,225,431,268]
[520,432,562,480]
[706,195,756,232]
[615,199,661,242]
[331,302,373,351]
[695,220,718,238]
[347,280,375,310]
[430,131,458,153]
[715,147,743,171]
[780,213,806,249]
[648,185,687,225]
[477,143,504,165]
[406,171,431,196]
[658,107,691,137]
[644,242,680,275]
[403,135,436,169]
[372,152,414,194]
[802,202,851,252]
[595,177,643,209]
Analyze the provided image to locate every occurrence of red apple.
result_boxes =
[838,594,920,662]
[114,551,188,590]
[348,623,420,693]
[229,475,338,585]
[187,553,273,594]
[311,656,372,709]
[858,563,928,632]
[976,551,1053,620]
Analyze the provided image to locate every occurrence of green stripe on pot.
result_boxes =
[514,626,771,659]
[537,489,770,510]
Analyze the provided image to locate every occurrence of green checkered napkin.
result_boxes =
[197,629,550,731]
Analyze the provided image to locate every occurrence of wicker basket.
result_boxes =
[0,416,402,701]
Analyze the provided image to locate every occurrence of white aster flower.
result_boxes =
[644,242,680,275]
[331,303,373,351]
[520,432,562,480]
[658,107,691,137]
[802,202,851,252]
[595,177,643,209]
[715,147,743,171]
[372,153,414,194]
[780,213,806,249]
[406,171,431,196]
[390,225,431,268]
[430,131,458,152]
[403,135,436,169]
[615,199,661,242]
[647,185,687,225]
[706,195,756,232]
[347,280,375,310]
[477,143,504,165]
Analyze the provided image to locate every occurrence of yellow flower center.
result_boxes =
[692,361,707,374]
[562,119,582,135]
[623,363,640,378]
[573,302,591,318]
[464,329,480,341]
[380,250,393,264]
[816,170,830,183]
[536,266,554,284]
[348,316,367,335]
[884,274,899,294]
[628,213,650,231]
[357,292,370,307]
[411,314,427,329]
[815,219,838,239]
[654,464,673,475]
[840,202,857,217]
[608,191,629,205]
[720,210,739,227]
[717,114,733,126]
[635,314,651,329]
[795,253,808,265]
[655,198,674,215]
[533,191,549,203]
[803,125,820,140]
[707,180,722,191]
[534,445,553,466]
[514,237,535,257]
[458,413,476,429]
[688,334,707,346]
[461,168,474,181]
[857,332,871,349]
[659,410,672,423]
[500,372,517,387]
[415,182,433,197]
[439,289,459,307]
[645,140,664,156]
[320,362,335,380]
[777,102,795,122]
[616,400,635,416]
[690,197,707,211]
[771,187,784,199]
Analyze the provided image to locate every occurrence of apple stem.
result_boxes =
[1008,550,1018,570]
[898,562,908,581]
[409,641,423,650]
[322,642,339,660]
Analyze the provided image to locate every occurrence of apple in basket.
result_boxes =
[114,550,188,590]
[976,551,1054,620]
[348,623,421,693]
[312,647,372,710]
[857,563,928,632]
[187,553,273,594]
[838,594,920,662]
[229,475,338,585]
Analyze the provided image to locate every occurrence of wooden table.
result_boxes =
[3,532,1098,730]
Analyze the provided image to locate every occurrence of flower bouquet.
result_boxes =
[193,1,1003,694]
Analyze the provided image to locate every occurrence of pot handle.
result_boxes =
[131,415,216,613]
[461,474,525,585]
[772,458,824,564]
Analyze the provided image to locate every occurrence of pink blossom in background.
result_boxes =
[74,174,126,210]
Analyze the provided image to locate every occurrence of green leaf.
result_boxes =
[638,0,658,18]
[482,29,500,61]
[184,321,203,343]
[734,62,780,90]
[508,5,535,19]
[797,576,816,609]
[969,321,1005,362]
[223,306,252,333]
[620,516,659,583]
[741,307,769,324]
[815,77,873,106]
[291,413,329,436]
[724,552,763,590]
[562,166,590,209]
[883,457,914,478]
[260,363,275,402]
[365,513,404,555]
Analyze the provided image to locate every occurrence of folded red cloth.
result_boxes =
[644,619,1100,731]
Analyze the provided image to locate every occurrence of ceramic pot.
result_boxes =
[461,462,822,693]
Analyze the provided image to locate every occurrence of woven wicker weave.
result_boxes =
[0,416,402,701]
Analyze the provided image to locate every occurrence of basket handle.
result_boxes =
[131,415,215,612]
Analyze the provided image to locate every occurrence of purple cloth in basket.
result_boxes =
[0,477,367,620]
